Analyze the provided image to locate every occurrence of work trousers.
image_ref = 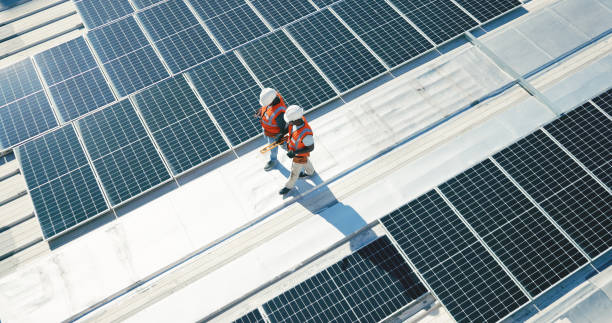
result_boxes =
[284,158,314,189]
[265,134,278,161]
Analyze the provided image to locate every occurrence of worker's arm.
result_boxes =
[287,135,314,157]
[274,112,288,142]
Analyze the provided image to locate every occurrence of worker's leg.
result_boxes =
[284,161,305,189]
[266,135,278,161]
[303,158,314,176]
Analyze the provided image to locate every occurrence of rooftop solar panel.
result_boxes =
[34,37,115,122]
[312,0,339,7]
[17,125,108,238]
[137,0,221,74]
[454,0,522,23]
[0,92,58,150]
[592,88,612,116]
[74,0,133,30]
[133,76,229,174]
[494,131,612,259]
[78,100,171,206]
[239,31,337,111]
[440,160,587,296]
[332,0,434,68]
[250,0,316,28]
[389,0,478,44]
[0,59,42,108]
[187,54,262,147]
[188,0,269,50]
[232,309,265,323]
[87,16,169,96]
[286,9,387,93]
[132,0,165,9]
[381,190,529,322]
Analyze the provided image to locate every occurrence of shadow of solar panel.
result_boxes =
[287,9,386,93]
[137,0,220,73]
[34,37,115,122]
[187,54,262,146]
[239,31,336,111]
[74,0,133,30]
[78,100,171,206]
[440,160,587,296]
[454,0,522,23]
[390,0,478,44]
[0,58,42,107]
[250,0,316,28]
[17,125,107,238]
[0,92,57,150]
[593,88,612,116]
[189,0,269,50]
[232,309,265,323]
[333,0,433,68]
[494,130,612,258]
[133,76,229,175]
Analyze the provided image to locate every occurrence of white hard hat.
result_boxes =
[284,105,304,123]
[259,88,277,106]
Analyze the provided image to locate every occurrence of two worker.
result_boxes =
[258,88,315,195]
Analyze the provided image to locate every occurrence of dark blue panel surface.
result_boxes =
[239,31,336,111]
[34,37,98,85]
[17,125,107,238]
[0,59,42,107]
[454,0,521,23]
[232,309,265,323]
[333,0,433,68]
[312,0,339,7]
[75,0,133,29]
[0,91,57,149]
[187,54,261,146]
[593,88,612,116]
[87,16,150,62]
[287,9,386,92]
[251,0,316,28]
[132,0,165,9]
[189,0,269,50]
[78,100,171,205]
[390,0,478,44]
[133,76,229,174]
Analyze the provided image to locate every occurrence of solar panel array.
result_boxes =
[232,309,265,323]
[593,88,612,116]
[74,0,133,29]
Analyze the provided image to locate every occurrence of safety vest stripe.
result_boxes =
[262,105,284,126]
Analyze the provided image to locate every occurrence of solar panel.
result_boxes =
[332,0,434,68]
[74,0,133,30]
[77,100,171,206]
[494,131,612,258]
[312,0,340,7]
[0,58,42,107]
[0,91,58,150]
[34,37,115,122]
[17,125,108,238]
[592,88,612,119]
[232,309,265,323]
[286,9,387,93]
[188,0,269,50]
[454,0,522,23]
[389,0,478,44]
[87,16,169,96]
[381,190,529,322]
[440,160,587,296]
[545,102,611,188]
[250,0,316,28]
[132,76,229,175]
[187,54,261,147]
[239,31,336,111]
[132,0,164,9]
[137,0,221,74]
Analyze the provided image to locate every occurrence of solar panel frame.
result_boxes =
[74,0,134,30]
[0,58,43,108]
[250,0,316,28]
[0,91,58,150]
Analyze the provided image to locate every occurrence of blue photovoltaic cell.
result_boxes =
[0,91,57,150]
[593,88,612,116]
[494,130,612,259]
[34,37,115,121]
[137,0,220,73]
[390,0,478,44]
[332,0,433,68]
[287,9,386,92]
[312,0,339,7]
[189,0,269,50]
[454,0,522,23]
[133,76,229,174]
[87,16,168,96]
[78,100,171,205]
[17,125,107,238]
[74,0,133,30]
[232,309,265,323]
[187,54,262,146]
[132,0,165,9]
[239,31,336,111]
[381,190,528,322]
[0,59,42,107]
[250,0,316,28]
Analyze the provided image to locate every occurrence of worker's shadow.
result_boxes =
[276,164,377,252]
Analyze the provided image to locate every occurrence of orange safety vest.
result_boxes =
[259,93,286,137]
[287,117,313,158]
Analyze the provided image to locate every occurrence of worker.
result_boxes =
[258,88,287,171]
[278,105,315,195]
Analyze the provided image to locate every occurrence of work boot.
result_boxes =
[299,171,314,178]
[264,160,276,171]
[279,187,291,195]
